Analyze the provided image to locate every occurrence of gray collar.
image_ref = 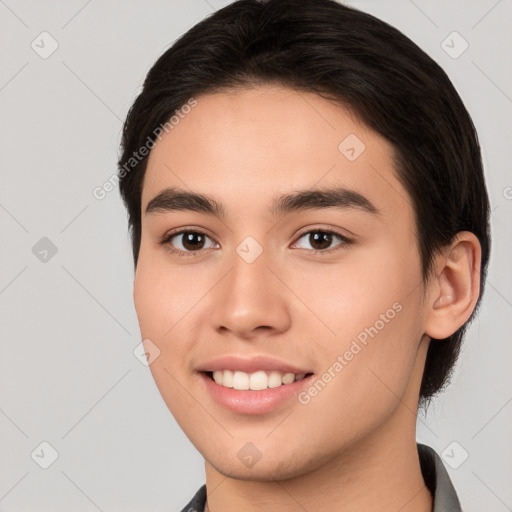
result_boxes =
[417,443,463,511]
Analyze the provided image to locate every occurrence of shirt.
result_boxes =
[179,442,462,512]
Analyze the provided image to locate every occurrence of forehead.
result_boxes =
[142,85,410,219]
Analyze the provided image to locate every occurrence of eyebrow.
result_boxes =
[145,186,379,217]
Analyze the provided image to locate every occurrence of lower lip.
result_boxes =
[200,372,314,415]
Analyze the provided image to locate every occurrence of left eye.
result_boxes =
[293,230,348,252]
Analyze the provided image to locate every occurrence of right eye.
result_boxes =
[161,230,219,257]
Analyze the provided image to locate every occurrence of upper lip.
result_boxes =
[197,355,312,375]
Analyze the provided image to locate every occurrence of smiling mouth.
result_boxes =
[203,370,314,390]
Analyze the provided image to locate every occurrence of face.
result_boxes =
[134,85,430,480]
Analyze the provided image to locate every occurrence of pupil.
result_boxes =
[311,231,331,250]
[183,232,204,251]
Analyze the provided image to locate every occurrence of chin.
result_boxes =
[205,446,323,482]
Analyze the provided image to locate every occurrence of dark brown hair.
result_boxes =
[118,0,490,407]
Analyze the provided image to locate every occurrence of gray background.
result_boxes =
[1,1,511,511]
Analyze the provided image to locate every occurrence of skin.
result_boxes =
[134,85,481,512]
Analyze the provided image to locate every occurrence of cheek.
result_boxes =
[133,249,220,384]
[294,298,424,448]
[133,250,204,338]
[133,261,169,338]
[133,256,208,421]
[288,242,424,396]
[288,242,420,340]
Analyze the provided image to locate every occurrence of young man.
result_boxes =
[117,1,490,510]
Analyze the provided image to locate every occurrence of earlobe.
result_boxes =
[425,232,482,340]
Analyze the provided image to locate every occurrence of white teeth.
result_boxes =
[281,372,295,385]
[211,369,308,390]
[233,371,249,390]
[268,371,282,388]
[222,370,234,388]
[212,370,223,385]
[249,370,268,390]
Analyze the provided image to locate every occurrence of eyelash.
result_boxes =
[160,227,353,259]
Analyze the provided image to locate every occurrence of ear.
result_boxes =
[424,231,482,340]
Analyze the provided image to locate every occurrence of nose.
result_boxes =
[209,248,292,340]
